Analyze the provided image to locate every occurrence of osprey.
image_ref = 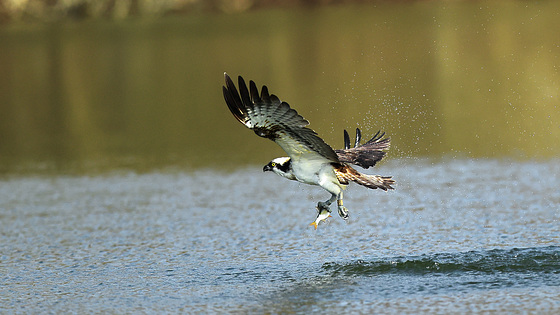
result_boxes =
[222,73,394,222]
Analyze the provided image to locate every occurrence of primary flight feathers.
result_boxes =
[223,73,341,163]
[223,73,309,131]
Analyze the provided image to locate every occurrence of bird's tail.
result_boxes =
[352,173,395,191]
[334,164,395,191]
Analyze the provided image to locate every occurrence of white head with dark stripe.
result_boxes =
[263,157,296,180]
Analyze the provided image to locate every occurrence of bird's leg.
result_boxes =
[337,192,349,220]
[317,193,337,213]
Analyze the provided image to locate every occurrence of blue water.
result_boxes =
[1,159,559,313]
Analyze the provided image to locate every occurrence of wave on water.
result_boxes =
[249,247,559,313]
[322,246,560,276]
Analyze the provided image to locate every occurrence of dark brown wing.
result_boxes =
[335,129,390,169]
[222,73,340,163]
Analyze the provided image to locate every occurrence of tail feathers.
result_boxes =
[334,164,395,191]
[354,173,395,191]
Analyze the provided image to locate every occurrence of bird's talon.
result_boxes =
[338,206,349,220]
[316,202,330,212]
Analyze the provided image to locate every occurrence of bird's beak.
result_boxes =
[263,164,272,172]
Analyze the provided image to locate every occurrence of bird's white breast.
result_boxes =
[291,156,334,186]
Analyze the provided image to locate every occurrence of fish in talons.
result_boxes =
[309,208,333,230]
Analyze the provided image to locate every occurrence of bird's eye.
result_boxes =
[271,162,276,167]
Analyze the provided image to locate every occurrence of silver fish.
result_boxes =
[309,208,332,230]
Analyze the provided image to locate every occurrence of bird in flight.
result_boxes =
[222,73,394,226]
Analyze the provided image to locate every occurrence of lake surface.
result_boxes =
[1,159,559,313]
[1,0,559,313]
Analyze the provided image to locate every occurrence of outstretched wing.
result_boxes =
[222,73,339,163]
[335,128,390,169]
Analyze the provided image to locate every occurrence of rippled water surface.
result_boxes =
[1,159,559,313]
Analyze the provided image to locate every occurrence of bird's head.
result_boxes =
[263,157,295,180]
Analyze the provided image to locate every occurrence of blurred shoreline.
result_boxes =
[1,0,440,25]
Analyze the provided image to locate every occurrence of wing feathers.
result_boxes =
[222,86,245,125]
[354,128,361,147]
[335,128,391,169]
[249,80,261,104]
[223,73,339,162]
[269,94,281,105]
[260,86,271,103]
[238,76,251,108]
[343,130,351,150]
